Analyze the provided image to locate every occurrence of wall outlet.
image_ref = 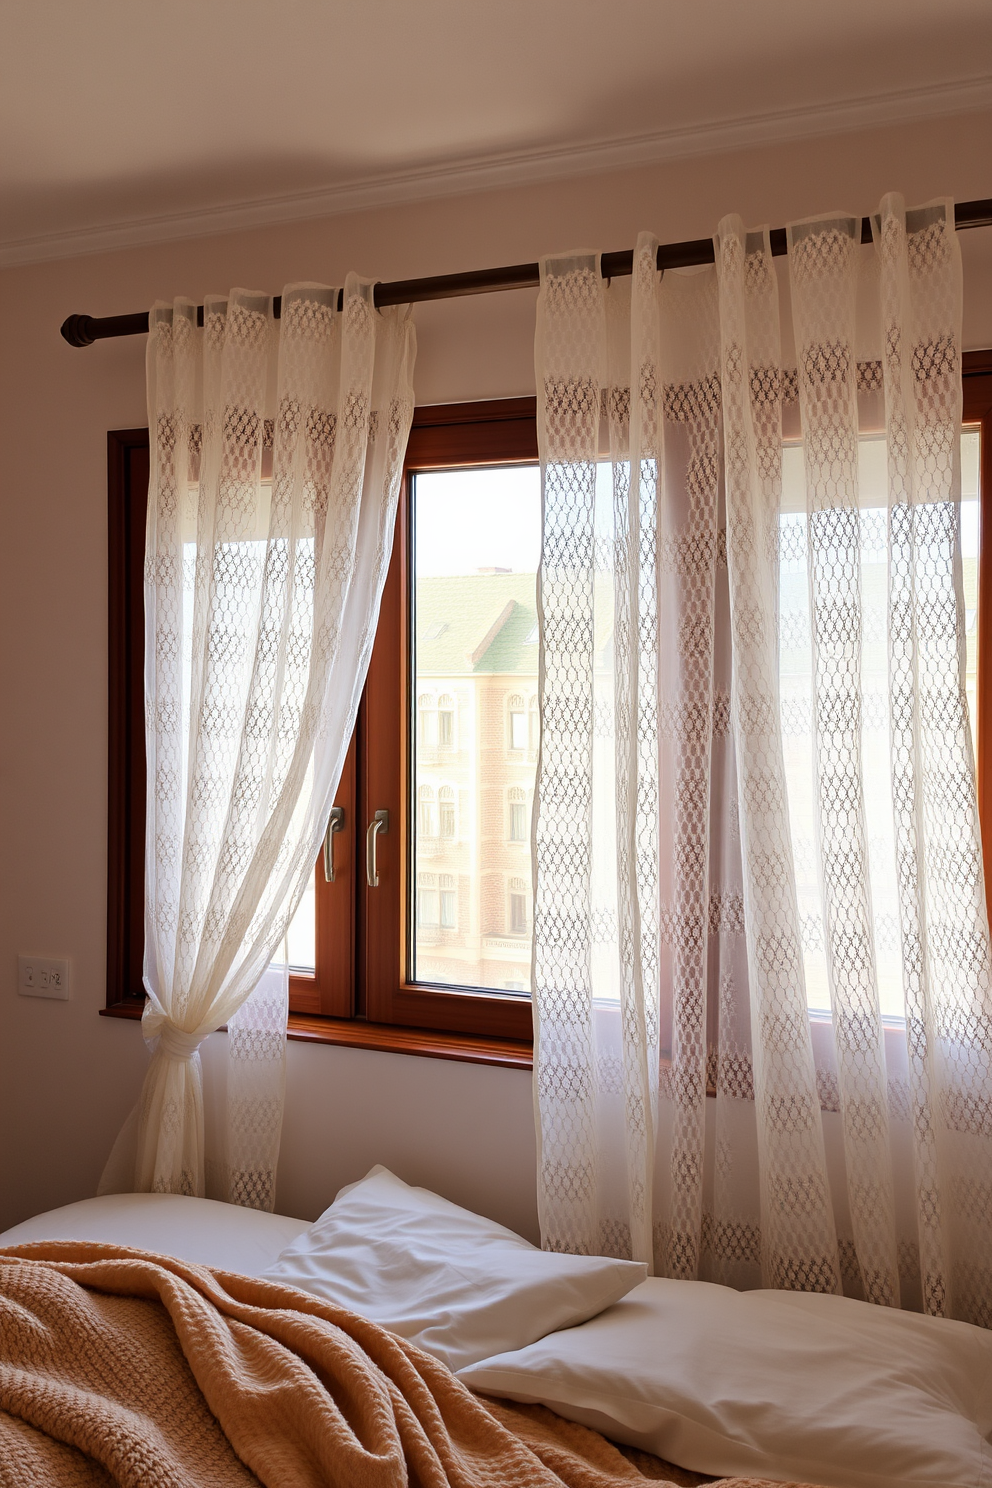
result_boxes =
[18,955,69,1000]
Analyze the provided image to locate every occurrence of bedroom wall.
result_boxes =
[1,107,990,1236]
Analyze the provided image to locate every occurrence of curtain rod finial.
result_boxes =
[61,314,96,347]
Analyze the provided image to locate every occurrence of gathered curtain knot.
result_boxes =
[155,1023,207,1063]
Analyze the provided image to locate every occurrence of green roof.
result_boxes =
[415,572,538,675]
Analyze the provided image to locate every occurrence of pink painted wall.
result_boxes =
[1,109,989,1235]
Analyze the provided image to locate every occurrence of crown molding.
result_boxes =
[3,74,990,269]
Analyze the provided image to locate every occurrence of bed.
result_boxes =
[2,1171,989,1488]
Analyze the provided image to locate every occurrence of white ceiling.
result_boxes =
[2,0,990,263]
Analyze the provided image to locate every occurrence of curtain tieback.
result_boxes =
[156,1024,206,1062]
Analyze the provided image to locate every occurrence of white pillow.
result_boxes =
[458,1277,992,1488]
[260,1166,646,1373]
[0,1194,309,1276]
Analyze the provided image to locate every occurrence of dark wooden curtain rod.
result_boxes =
[61,197,992,348]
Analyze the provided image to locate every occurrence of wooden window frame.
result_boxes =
[104,430,358,1025]
[964,355,992,869]
[103,365,992,1063]
[358,399,537,1044]
[104,398,537,1068]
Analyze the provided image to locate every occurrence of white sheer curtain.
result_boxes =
[101,280,415,1208]
[533,196,992,1324]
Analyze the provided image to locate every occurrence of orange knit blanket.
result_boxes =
[0,1243,818,1488]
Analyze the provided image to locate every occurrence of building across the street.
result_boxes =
[414,569,539,993]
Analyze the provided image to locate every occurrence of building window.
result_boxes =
[417,873,439,927]
[509,878,529,935]
[418,784,437,839]
[418,693,437,748]
[440,874,457,929]
[439,785,456,839]
[438,694,455,749]
[509,787,527,842]
[509,695,527,751]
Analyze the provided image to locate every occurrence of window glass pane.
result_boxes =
[412,465,540,993]
[286,871,316,973]
[962,427,980,764]
[780,430,980,1017]
[183,480,326,980]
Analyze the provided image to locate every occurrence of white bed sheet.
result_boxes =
[0,1193,309,1275]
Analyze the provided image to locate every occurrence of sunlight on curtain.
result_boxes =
[781,431,980,1018]
[533,197,992,1325]
[100,282,415,1207]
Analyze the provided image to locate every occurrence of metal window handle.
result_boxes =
[323,805,346,883]
[366,809,389,888]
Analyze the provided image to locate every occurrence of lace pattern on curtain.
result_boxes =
[534,196,992,1324]
[101,280,415,1207]
[717,220,842,1294]
[874,198,992,1322]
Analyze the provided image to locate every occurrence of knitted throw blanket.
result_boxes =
[0,1243,814,1488]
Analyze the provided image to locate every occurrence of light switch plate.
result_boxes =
[18,955,70,1000]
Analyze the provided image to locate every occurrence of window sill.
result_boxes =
[287,1013,532,1068]
[99,1001,533,1070]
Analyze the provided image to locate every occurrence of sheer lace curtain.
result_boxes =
[101,280,415,1209]
[533,195,992,1324]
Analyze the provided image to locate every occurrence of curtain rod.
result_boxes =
[60,197,992,348]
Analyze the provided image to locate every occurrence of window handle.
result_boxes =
[366,809,389,888]
[323,805,346,883]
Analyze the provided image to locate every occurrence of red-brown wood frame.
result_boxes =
[106,429,148,1014]
[105,427,358,1024]
[286,740,357,1018]
[965,358,992,883]
[360,399,537,1044]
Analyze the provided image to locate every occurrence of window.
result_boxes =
[971,363,992,864]
[106,365,991,1059]
[438,695,455,749]
[418,784,437,840]
[440,874,457,929]
[508,697,527,751]
[417,873,439,928]
[438,785,456,840]
[509,878,529,934]
[417,693,437,748]
[779,409,989,1016]
[509,788,527,842]
[409,418,540,1000]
